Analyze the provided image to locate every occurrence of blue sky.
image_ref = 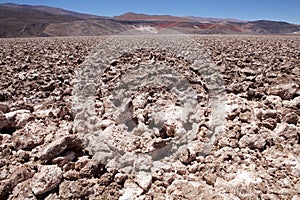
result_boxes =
[1,0,300,24]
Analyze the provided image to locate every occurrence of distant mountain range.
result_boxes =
[1,3,300,37]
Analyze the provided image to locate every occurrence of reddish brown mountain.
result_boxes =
[113,12,193,22]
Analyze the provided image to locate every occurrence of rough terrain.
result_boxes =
[0,34,299,199]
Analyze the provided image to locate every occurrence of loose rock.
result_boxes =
[136,171,152,190]
[38,135,82,161]
[30,165,63,195]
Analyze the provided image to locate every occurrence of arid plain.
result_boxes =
[0,35,299,199]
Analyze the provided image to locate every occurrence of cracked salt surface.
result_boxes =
[229,170,262,185]
[73,29,227,174]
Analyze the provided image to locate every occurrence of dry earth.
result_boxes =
[0,34,299,199]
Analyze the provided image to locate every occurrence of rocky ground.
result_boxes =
[0,34,299,200]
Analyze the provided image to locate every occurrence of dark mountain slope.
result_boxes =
[250,20,300,34]
[0,4,128,37]
[1,3,107,19]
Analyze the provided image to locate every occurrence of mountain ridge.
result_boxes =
[114,12,248,23]
[1,3,300,37]
[1,3,108,19]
